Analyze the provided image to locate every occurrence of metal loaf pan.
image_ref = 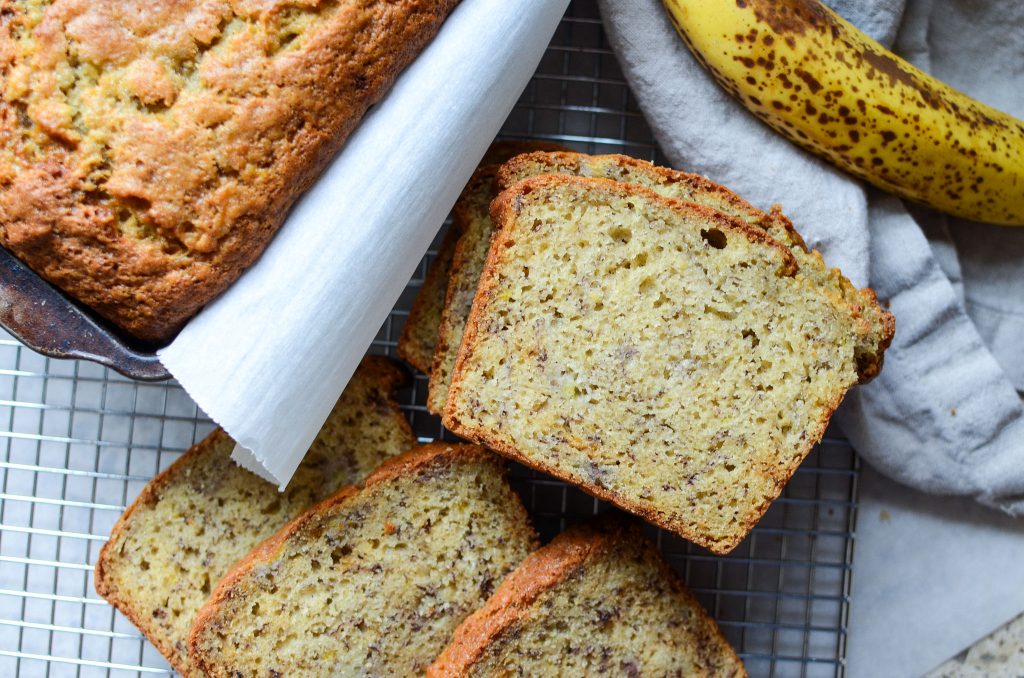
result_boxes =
[0,246,171,381]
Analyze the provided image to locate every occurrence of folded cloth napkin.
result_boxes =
[597,0,1024,513]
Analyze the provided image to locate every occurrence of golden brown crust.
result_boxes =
[187,442,503,676]
[496,152,774,236]
[0,0,460,342]
[94,354,410,676]
[429,516,746,677]
[444,175,826,554]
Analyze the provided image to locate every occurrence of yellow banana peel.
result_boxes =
[662,0,1024,225]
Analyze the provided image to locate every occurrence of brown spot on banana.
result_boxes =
[661,0,1024,225]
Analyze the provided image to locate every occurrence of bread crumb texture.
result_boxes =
[430,516,745,677]
[497,152,893,381]
[425,142,569,409]
[93,356,414,677]
[429,151,891,416]
[0,0,457,340]
[189,444,537,677]
[446,176,869,553]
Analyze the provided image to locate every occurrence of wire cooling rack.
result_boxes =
[0,2,858,676]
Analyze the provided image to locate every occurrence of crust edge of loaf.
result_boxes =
[443,175,845,554]
[1,1,461,343]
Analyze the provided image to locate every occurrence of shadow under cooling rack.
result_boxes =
[0,1,857,676]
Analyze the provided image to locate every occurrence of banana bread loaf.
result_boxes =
[94,356,414,676]
[0,0,459,341]
[445,176,877,553]
[429,516,745,677]
[189,443,538,677]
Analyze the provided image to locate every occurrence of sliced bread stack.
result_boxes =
[429,516,745,677]
[94,356,414,676]
[188,444,538,676]
[443,171,892,553]
[398,141,566,378]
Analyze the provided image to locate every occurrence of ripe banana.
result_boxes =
[662,0,1024,226]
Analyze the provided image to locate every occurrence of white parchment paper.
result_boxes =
[158,0,570,487]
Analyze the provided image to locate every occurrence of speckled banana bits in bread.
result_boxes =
[496,152,894,382]
[425,142,568,412]
[0,0,460,342]
[445,176,881,554]
[188,444,538,677]
[427,152,892,416]
[94,356,414,677]
[429,516,745,677]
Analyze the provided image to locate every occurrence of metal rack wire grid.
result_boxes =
[0,1,858,676]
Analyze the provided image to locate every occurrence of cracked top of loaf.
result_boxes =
[0,0,457,341]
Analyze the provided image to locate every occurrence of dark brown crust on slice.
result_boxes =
[428,516,746,677]
[187,442,524,677]
[93,355,410,676]
[398,224,462,374]
[443,175,837,554]
[0,1,460,342]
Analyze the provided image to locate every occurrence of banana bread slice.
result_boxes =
[189,444,538,677]
[399,142,565,375]
[498,152,894,381]
[427,153,891,416]
[429,516,745,677]
[445,176,875,554]
[94,356,414,677]
[0,0,459,341]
